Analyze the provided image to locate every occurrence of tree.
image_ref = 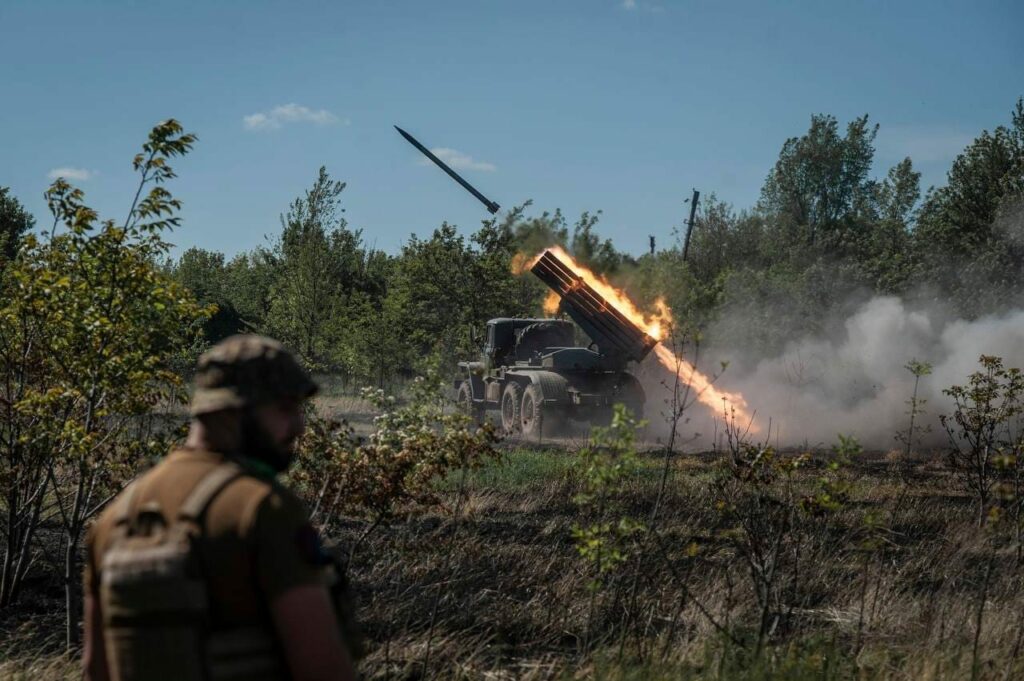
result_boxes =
[570,210,623,274]
[264,166,365,371]
[471,202,545,322]
[386,224,476,371]
[878,157,922,227]
[865,157,921,292]
[348,283,407,388]
[0,120,210,648]
[172,247,243,343]
[511,206,569,255]
[941,355,1024,524]
[224,247,278,331]
[380,206,549,380]
[913,98,1024,315]
[760,114,878,250]
[0,187,35,264]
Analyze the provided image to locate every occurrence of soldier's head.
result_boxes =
[189,335,318,472]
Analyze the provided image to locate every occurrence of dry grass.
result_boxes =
[7,446,1024,679]
[337,446,1024,679]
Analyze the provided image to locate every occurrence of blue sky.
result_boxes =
[2,0,1021,259]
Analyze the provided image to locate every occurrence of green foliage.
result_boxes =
[157,99,1021,392]
[369,206,542,378]
[760,113,879,249]
[0,119,210,646]
[914,98,1024,315]
[171,246,243,344]
[800,436,857,518]
[711,422,858,650]
[387,224,479,369]
[941,355,1024,523]
[511,206,569,255]
[293,368,501,529]
[223,248,277,331]
[570,210,623,274]
[572,404,647,578]
[264,166,366,372]
[0,187,35,264]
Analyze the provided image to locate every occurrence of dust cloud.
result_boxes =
[641,297,1024,450]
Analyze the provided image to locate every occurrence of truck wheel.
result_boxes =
[457,382,483,424]
[521,383,566,440]
[501,382,523,434]
[520,384,543,440]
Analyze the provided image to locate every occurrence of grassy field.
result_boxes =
[5,441,1024,680]
[340,444,1024,679]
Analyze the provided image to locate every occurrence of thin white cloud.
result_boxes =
[418,148,497,172]
[620,0,663,11]
[876,125,975,164]
[243,103,347,131]
[47,167,94,181]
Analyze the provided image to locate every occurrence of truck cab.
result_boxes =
[481,317,576,370]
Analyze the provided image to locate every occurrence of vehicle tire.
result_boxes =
[520,384,545,440]
[520,384,568,440]
[457,382,483,424]
[501,382,523,434]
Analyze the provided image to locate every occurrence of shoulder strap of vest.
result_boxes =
[178,462,245,523]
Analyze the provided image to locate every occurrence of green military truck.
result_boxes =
[455,250,657,438]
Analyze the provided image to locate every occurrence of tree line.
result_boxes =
[164,99,1023,381]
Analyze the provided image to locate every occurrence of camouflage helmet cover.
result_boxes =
[190,335,318,416]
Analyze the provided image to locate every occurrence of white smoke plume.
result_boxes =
[643,297,1024,450]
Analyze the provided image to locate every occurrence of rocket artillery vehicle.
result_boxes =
[393,125,657,436]
[455,250,657,437]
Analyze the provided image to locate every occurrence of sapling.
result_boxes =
[713,410,809,653]
[571,403,646,650]
[941,355,1024,525]
[896,359,933,482]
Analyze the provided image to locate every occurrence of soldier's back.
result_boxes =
[86,447,323,680]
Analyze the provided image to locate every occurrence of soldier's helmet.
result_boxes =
[190,335,318,416]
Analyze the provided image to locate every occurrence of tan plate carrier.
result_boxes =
[100,463,284,681]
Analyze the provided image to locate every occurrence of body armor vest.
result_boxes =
[99,463,285,681]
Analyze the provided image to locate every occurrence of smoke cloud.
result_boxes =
[642,297,1024,450]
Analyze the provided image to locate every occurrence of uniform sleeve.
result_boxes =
[252,487,324,600]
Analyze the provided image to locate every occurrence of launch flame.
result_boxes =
[517,246,672,340]
[516,246,753,425]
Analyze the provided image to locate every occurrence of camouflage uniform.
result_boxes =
[84,335,352,681]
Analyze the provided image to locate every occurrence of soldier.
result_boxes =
[82,335,357,681]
